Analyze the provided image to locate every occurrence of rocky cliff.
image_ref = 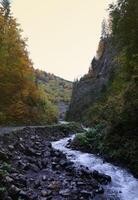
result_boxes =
[66,39,117,123]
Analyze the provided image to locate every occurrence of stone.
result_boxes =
[59,189,70,197]
[80,190,92,198]
[48,181,60,192]
[34,180,41,188]
[8,185,20,196]
[5,176,14,184]
[93,170,111,184]
[5,196,12,200]
[24,147,37,156]
[27,191,38,200]
[47,142,52,148]
[59,159,67,167]
[41,159,48,168]
[0,150,8,161]
[8,145,14,151]
[95,186,104,194]
[28,164,39,172]
[77,181,85,186]
[19,190,29,199]
[42,175,47,181]
[52,157,60,163]
[41,190,52,197]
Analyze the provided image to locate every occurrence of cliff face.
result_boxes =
[67,39,117,122]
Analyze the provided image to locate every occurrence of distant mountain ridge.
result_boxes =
[35,69,73,120]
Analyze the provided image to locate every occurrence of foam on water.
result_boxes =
[52,135,138,200]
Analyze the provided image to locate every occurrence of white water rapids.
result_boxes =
[52,134,138,200]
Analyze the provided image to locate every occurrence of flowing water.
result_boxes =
[52,135,138,200]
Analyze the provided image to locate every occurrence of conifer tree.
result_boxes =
[0,0,10,18]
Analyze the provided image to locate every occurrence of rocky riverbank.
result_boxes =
[0,124,111,200]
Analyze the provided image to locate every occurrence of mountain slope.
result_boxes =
[67,0,138,176]
[35,69,73,120]
[66,38,117,123]
[0,4,58,125]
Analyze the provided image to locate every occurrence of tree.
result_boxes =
[0,0,10,18]
[0,6,58,125]
[101,18,109,38]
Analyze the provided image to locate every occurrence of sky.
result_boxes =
[11,0,115,81]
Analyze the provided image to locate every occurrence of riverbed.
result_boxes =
[52,135,138,200]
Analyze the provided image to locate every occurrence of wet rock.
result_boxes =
[41,159,48,168]
[43,151,51,157]
[18,143,25,151]
[0,125,112,200]
[8,145,14,151]
[19,137,23,142]
[66,165,75,173]
[24,163,39,172]
[31,135,36,140]
[51,162,57,168]
[47,142,52,148]
[0,187,8,200]
[27,191,38,200]
[34,180,41,188]
[51,150,61,157]
[24,147,37,156]
[59,189,70,197]
[77,181,85,186]
[52,156,60,163]
[41,190,52,197]
[95,186,104,194]
[27,157,36,164]
[19,190,29,199]
[59,159,68,167]
[48,181,61,192]
[37,160,42,169]
[80,167,91,178]
[93,170,111,184]
[8,185,20,197]
[0,150,9,161]
[80,190,93,198]
[4,196,12,200]
[42,175,47,181]
[5,176,14,184]
[40,198,47,200]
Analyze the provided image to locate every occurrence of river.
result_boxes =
[52,134,138,200]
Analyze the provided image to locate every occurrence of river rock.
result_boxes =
[0,125,112,200]
[59,189,70,196]
[8,145,14,151]
[95,186,104,194]
[41,190,52,197]
[0,150,9,161]
[19,190,29,199]
[93,170,111,184]
[48,181,61,191]
[8,185,20,197]
[5,176,14,184]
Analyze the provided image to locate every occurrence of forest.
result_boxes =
[68,0,138,177]
[0,0,72,125]
[0,0,138,199]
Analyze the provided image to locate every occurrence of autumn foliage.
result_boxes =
[0,3,57,125]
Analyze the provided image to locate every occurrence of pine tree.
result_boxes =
[0,0,10,18]
[101,19,109,39]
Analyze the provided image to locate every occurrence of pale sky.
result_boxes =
[11,0,115,81]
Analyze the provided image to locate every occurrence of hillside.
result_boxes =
[67,0,138,176]
[0,4,59,125]
[35,69,73,120]
[66,38,117,123]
